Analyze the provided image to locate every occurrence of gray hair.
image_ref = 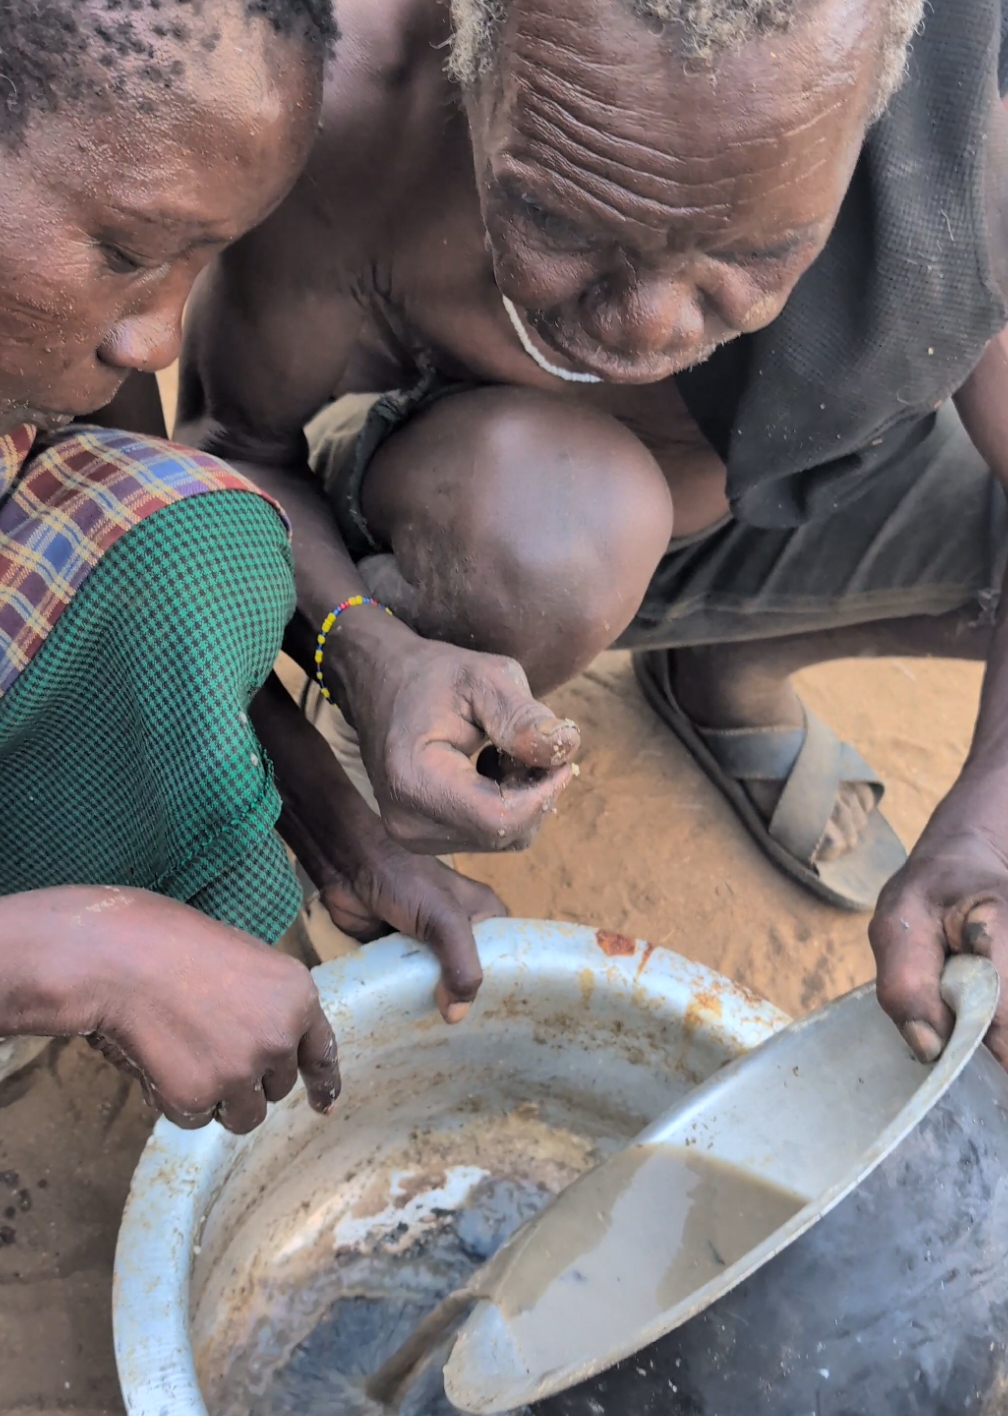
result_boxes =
[449,0,926,118]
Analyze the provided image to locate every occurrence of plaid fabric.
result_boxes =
[0,490,302,941]
[0,422,287,697]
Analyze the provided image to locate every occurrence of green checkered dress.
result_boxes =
[0,428,302,942]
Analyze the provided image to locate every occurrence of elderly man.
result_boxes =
[0,0,508,1132]
[180,0,1008,1065]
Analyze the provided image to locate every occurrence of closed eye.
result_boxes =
[97,242,151,276]
[514,196,600,253]
[717,231,819,265]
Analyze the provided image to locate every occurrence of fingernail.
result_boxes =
[435,979,472,1025]
[901,1019,944,1063]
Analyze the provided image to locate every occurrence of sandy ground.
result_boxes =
[0,644,985,1413]
[460,653,985,1020]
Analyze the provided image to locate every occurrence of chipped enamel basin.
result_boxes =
[111,919,788,1416]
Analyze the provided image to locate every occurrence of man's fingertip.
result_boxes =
[901,1019,945,1064]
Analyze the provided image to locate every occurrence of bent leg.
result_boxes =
[625,404,1003,891]
[357,385,675,696]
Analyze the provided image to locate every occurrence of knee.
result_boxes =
[366,387,673,683]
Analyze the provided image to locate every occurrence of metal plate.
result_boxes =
[445,956,1000,1412]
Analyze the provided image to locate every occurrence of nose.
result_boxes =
[581,265,706,358]
[97,287,185,376]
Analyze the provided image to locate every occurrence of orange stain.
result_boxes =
[596,929,637,958]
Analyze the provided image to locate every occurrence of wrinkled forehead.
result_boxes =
[487,0,879,240]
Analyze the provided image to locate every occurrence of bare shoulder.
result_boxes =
[222,0,453,281]
[308,0,454,212]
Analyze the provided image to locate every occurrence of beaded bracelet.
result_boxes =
[314,595,393,701]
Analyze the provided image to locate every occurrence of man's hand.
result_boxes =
[325,614,580,854]
[0,887,340,1134]
[880,325,1008,1070]
[282,795,505,1023]
[251,671,508,1022]
[870,778,1008,1067]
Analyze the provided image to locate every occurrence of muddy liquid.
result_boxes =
[253,1151,804,1415]
[477,1144,806,1381]
[248,1174,546,1416]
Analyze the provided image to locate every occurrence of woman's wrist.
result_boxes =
[0,888,96,1036]
[0,885,157,1038]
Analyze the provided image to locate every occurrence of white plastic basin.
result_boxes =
[112,919,787,1416]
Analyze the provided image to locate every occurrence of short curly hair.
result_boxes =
[0,0,338,144]
[449,0,925,117]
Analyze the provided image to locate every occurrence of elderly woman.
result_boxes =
[0,0,501,1133]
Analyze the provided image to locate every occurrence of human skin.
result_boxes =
[179,0,873,851]
[179,0,1008,1064]
[0,4,502,1133]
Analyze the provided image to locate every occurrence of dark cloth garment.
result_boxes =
[675,0,1008,528]
[617,402,1007,649]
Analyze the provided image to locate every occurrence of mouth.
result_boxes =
[1,372,131,433]
[524,309,736,385]
[500,296,604,384]
[0,401,77,434]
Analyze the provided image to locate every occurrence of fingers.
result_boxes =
[445,872,508,926]
[420,870,506,1022]
[165,1006,341,1131]
[214,1081,269,1136]
[297,1003,342,1114]
[140,1033,332,1136]
[946,898,1008,1067]
[319,883,387,940]
[869,884,953,1061]
[349,838,503,1022]
[420,900,485,1023]
[469,663,581,770]
[262,1051,299,1104]
[137,997,338,1131]
[386,739,573,852]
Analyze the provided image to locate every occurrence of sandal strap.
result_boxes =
[696,723,806,781]
[699,711,884,867]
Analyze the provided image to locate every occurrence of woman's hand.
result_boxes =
[0,886,340,1133]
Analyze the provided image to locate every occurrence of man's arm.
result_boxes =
[870,328,1008,1063]
[249,672,509,1022]
[177,212,579,855]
